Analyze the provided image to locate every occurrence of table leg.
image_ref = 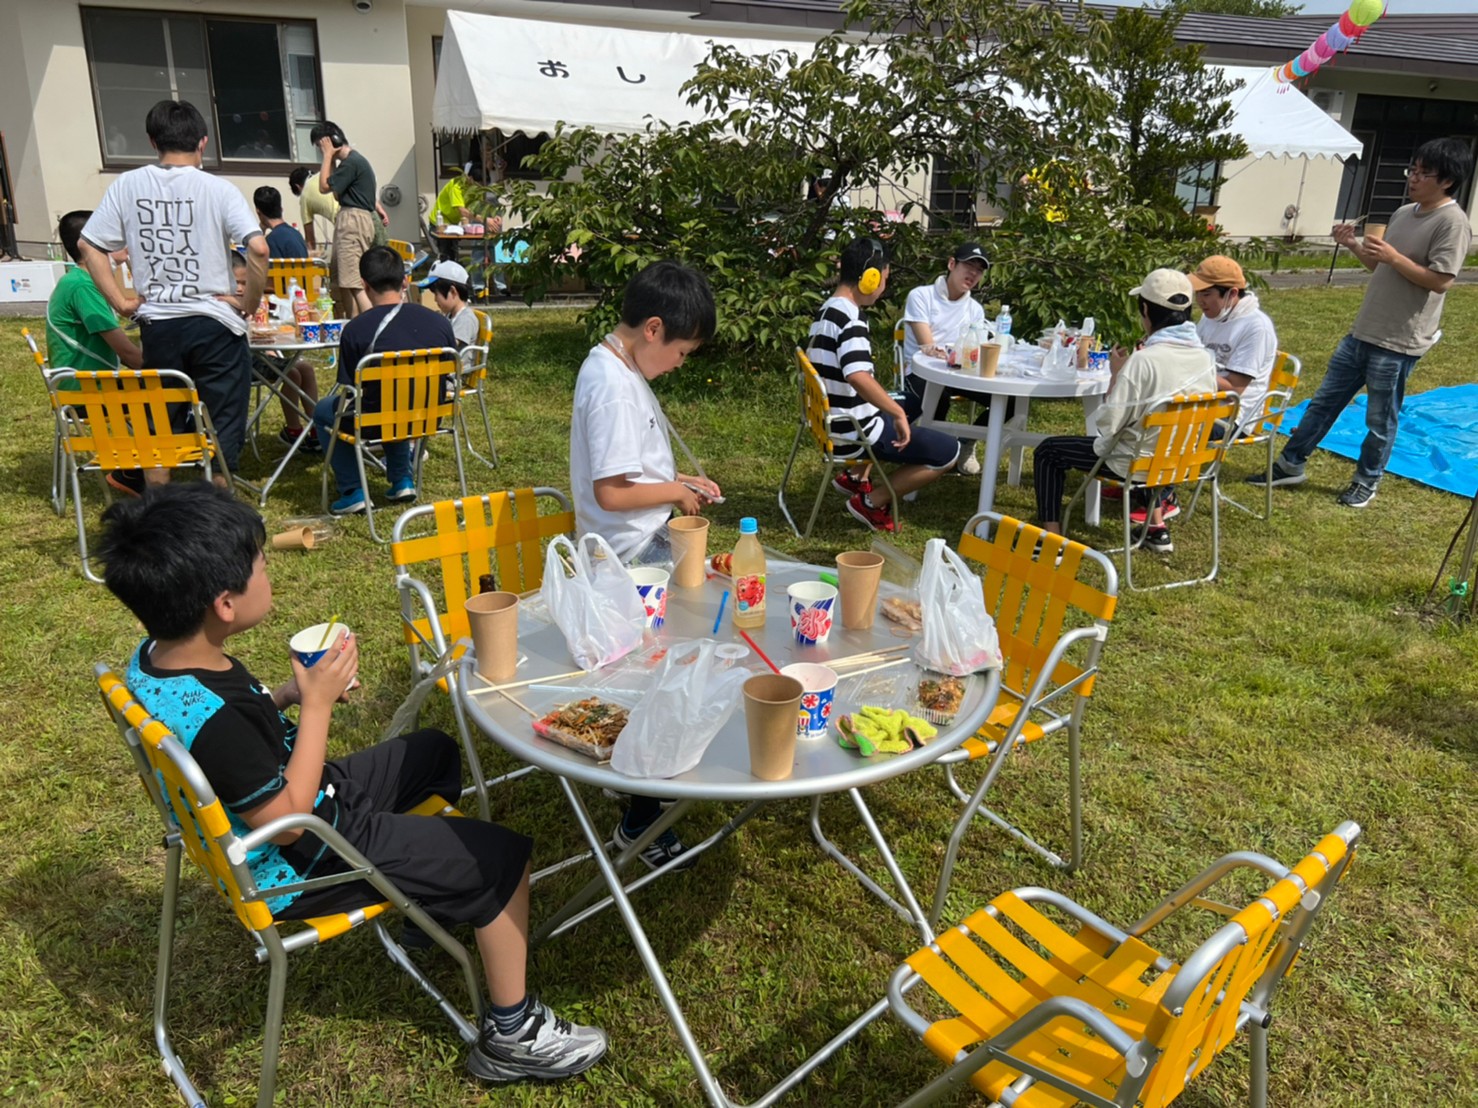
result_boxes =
[809,791,936,945]
[973,395,1010,526]
[1081,393,1103,527]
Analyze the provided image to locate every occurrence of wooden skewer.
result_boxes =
[825,645,910,666]
[500,689,538,717]
[467,667,590,695]
[840,657,911,679]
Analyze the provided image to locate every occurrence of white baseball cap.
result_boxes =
[417,260,470,288]
[1129,268,1194,311]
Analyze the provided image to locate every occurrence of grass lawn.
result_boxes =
[1,286,1476,1106]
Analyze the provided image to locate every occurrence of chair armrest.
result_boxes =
[1129,850,1289,937]
[397,573,450,662]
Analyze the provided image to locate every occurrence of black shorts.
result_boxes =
[279,729,532,929]
[139,315,253,471]
[866,421,960,470]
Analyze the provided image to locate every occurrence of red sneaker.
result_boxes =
[1100,484,1124,501]
[1129,490,1181,525]
[847,492,897,533]
[833,469,873,497]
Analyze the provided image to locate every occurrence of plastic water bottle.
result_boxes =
[995,304,1013,341]
[731,517,767,629]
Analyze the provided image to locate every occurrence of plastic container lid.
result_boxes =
[739,517,758,534]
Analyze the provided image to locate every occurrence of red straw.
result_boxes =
[739,630,781,674]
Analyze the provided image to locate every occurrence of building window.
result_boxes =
[1175,160,1221,213]
[930,155,978,231]
[81,7,324,169]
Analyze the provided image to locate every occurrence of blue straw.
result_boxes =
[712,590,729,634]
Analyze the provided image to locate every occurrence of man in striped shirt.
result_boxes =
[807,238,960,532]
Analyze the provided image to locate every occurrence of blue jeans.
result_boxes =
[1280,334,1419,486]
[314,395,414,495]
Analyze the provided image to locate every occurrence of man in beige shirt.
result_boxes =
[1251,137,1473,509]
[289,166,337,254]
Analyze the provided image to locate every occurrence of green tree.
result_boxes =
[494,0,1246,364]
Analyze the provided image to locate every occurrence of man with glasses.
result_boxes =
[1250,137,1473,508]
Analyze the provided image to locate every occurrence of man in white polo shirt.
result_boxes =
[900,241,994,474]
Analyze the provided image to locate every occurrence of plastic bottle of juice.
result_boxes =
[292,283,310,325]
[731,517,767,629]
[957,322,981,375]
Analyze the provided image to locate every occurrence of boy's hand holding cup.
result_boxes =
[290,623,358,708]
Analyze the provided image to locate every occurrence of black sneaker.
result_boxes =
[612,820,695,872]
[1337,481,1377,509]
[1141,526,1174,554]
[278,426,323,454]
[466,997,608,1085]
[1246,462,1306,488]
[106,469,147,498]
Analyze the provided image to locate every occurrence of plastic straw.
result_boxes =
[712,590,729,634]
[317,614,341,651]
[739,630,781,674]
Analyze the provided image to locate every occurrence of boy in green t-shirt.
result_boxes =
[46,210,142,382]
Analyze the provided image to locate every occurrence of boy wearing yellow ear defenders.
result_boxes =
[806,238,960,533]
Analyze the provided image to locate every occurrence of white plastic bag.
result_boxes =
[543,533,645,671]
[610,639,748,778]
[916,538,1003,676]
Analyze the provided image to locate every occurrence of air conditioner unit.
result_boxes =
[1311,90,1346,119]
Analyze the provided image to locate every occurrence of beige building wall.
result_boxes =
[0,0,421,254]
[1214,155,1348,241]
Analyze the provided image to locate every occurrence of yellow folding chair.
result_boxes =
[923,514,1118,926]
[51,369,228,583]
[889,821,1361,1108]
[320,347,466,542]
[778,348,899,538]
[266,257,330,301]
[95,665,483,1108]
[456,308,498,469]
[1064,391,1239,592]
[1200,351,1303,522]
[390,488,574,819]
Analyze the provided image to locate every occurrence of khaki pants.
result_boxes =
[333,206,377,291]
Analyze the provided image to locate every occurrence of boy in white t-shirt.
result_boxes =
[78,99,269,479]
[1188,255,1277,433]
[570,261,721,870]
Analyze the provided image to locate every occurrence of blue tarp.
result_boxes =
[1282,384,1478,498]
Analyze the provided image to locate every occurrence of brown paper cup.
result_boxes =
[980,342,1002,378]
[465,591,519,683]
[1364,223,1386,242]
[744,674,803,780]
[668,515,710,588]
[835,551,885,630]
[271,526,316,551]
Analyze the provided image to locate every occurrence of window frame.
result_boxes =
[80,6,327,176]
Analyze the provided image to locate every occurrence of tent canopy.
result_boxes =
[432,11,1362,161]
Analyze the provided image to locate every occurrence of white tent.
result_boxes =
[431,11,1363,173]
[431,10,818,136]
[1215,65,1362,161]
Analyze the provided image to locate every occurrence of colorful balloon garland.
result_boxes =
[1274,0,1386,85]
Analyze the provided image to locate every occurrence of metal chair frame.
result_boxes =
[1195,351,1303,522]
[320,347,467,542]
[888,821,1361,1108]
[778,348,899,538]
[928,514,1117,919]
[1064,391,1239,592]
[456,308,499,469]
[95,664,483,1108]
[51,368,227,583]
[21,327,69,516]
[390,488,573,820]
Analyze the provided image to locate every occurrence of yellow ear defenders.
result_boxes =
[857,238,885,296]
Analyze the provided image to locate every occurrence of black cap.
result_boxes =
[952,242,988,265]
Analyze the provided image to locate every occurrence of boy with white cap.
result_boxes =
[1030,268,1216,552]
[419,260,480,347]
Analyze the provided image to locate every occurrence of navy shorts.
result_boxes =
[867,422,960,470]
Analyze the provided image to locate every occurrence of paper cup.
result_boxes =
[1364,223,1386,243]
[667,516,710,588]
[300,321,322,343]
[465,591,519,683]
[780,663,837,741]
[744,673,803,780]
[628,567,670,630]
[787,581,838,646]
[291,622,349,669]
[979,342,1002,378]
[324,320,345,343]
[835,551,884,630]
[271,526,316,551]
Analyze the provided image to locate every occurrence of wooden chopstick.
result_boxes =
[466,667,590,695]
[500,689,538,717]
[840,657,911,679]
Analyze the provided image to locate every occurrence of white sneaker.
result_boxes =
[957,448,981,476]
[466,997,608,1085]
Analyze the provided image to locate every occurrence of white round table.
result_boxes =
[910,352,1111,525]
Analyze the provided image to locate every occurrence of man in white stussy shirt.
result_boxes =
[80,99,268,481]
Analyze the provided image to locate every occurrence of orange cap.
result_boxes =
[1188,255,1247,291]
